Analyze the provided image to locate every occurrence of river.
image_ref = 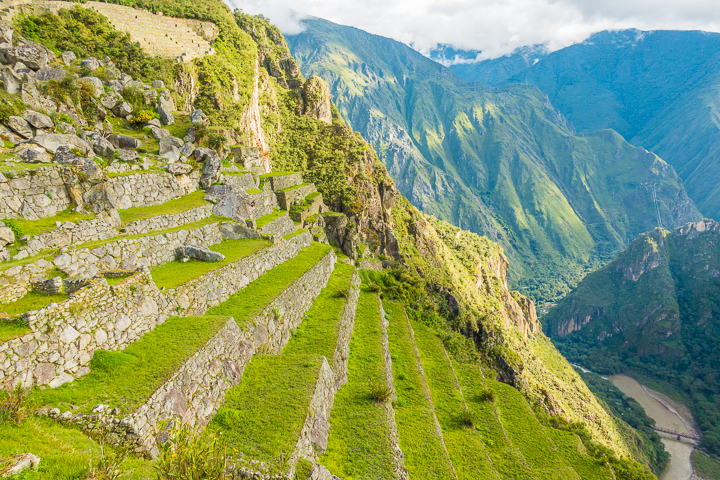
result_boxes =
[609,374,694,480]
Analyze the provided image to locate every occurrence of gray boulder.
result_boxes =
[23,110,53,129]
[107,134,141,150]
[79,77,104,97]
[61,51,77,65]
[179,143,195,157]
[152,80,165,88]
[159,141,180,163]
[157,104,174,125]
[1,65,21,94]
[143,89,157,105]
[164,136,183,148]
[16,146,52,164]
[0,223,15,246]
[167,163,193,175]
[183,127,196,143]
[196,147,222,189]
[158,89,176,111]
[3,41,48,70]
[220,222,261,240]
[179,245,225,262]
[150,126,169,140]
[33,133,93,155]
[7,115,33,138]
[145,118,161,128]
[54,146,105,184]
[82,183,117,213]
[0,20,13,44]
[80,57,100,71]
[1,453,41,478]
[111,101,133,117]
[108,79,122,92]
[119,150,140,163]
[190,109,209,126]
[90,135,115,157]
[119,73,132,85]
[99,91,123,110]
[35,67,66,82]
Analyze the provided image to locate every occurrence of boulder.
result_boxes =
[143,89,157,105]
[302,76,333,124]
[179,143,195,157]
[196,147,222,189]
[164,136,184,148]
[23,110,53,129]
[90,135,115,157]
[1,453,41,477]
[0,20,13,44]
[150,126,169,140]
[80,57,100,71]
[0,65,21,94]
[107,79,122,92]
[190,109,209,126]
[167,163,193,175]
[119,150,140,163]
[107,134,141,150]
[111,101,133,117]
[16,146,52,164]
[7,115,33,138]
[54,146,104,184]
[0,124,23,145]
[79,77,104,97]
[159,142,180,163]
[35,67,66,82]
[145,118,161,128]
[183,127,196,143]
[3,41,49,70]
[82,183,117,213]
[152,80,165,88]
[0,223,15,246]
[157,104,174,125]
[61,51,77,65]
[158,89,176,111]
[119,73,132,85]
[179,245,225,262]
[33,133,93,155]
[99,91,123,110]
[220,222,261,240]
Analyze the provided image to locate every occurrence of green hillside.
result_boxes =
[286,19,700,302]
[545,220,720,455]
[457,29,720,221]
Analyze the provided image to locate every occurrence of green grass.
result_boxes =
[409,318,501,480]
[205,243,331,329]
[119,190,209,226]
[488,378,578,479]
[543,426,614,480]
[75,216,222,251]
[276,182,312,193]
[210,355,324,472]
[283,228,307,240]
[0,161,54,174]
[0,318,31,343]
[246,187,262,194]
[256,209,287,228]
[11,209,95,237]
[283,261,355,361]
[692,450,720,480]
[32,316,229,414]
[453,361,536,479]
[320,289,397,479]
[150,238,270,289]
[259,171,297,179]
[0,292,67,316]
[383,301,456,479]
[0,416,154,479]
[0,251,56,274]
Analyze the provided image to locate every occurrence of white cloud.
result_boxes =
[227,0,720,59]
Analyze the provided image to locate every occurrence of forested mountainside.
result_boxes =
[0,0,666,477]
[545,219,720,455]
[452,29,720,221]
[286,18,701,303]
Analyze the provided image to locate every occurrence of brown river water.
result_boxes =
[609,374,694,480]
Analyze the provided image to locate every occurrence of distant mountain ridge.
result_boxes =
[286,18,701,302]
[451,29,720,220]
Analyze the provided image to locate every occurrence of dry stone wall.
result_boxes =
[122,204,213,235]
[0,167,73,220]
[18,216,118,257]
[109,171,199,209]
[329,270,360,388]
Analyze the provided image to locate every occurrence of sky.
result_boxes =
[225,0,720,61]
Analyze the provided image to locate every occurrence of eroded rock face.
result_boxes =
[2,41,48,70]
[23,110,53,129]
[303,76,333,124]
[196,147,222,189]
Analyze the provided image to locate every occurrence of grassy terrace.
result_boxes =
[0,318,31,343]
[0,415,153,479]
[205,243,331,329]
[10,209,95,237]
[409,318,500,480]
[282,261,355,361]
[0,292,66,317]
[276,182,312,194]
[256,209,287,228]
[488,378,579,479]
[32,316,229,415]
[119,190,209,226]
[453,362,535,479]
[150,238,270,289]
[210,354,325,473]
[384,301,456,479]
[321,290,397,479]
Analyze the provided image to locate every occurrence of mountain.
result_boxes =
[0,1,662,478]
[544,219,720,454]
[452,29,720,221]
[449,44,549,85]
[286,18,701,302]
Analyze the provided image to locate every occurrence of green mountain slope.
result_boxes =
[286,19,701,302]
[456,29,720,220]
[545,219,720,454]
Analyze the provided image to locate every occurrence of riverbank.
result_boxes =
[609,374,694,480]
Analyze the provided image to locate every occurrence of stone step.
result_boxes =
[276,183,316,211]
[290,192,324,223]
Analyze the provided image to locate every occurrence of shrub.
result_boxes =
[475,389,495,403]
[155,423,228,479]
[0,103,16,124]
[368,379,391,402]
[294,458,313,480]
[131,111,153,125]
[0,382,28,425]
[206,131,228,151]
[2,219,23,238]
[458,408,475,428]
[86,441,128,480]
